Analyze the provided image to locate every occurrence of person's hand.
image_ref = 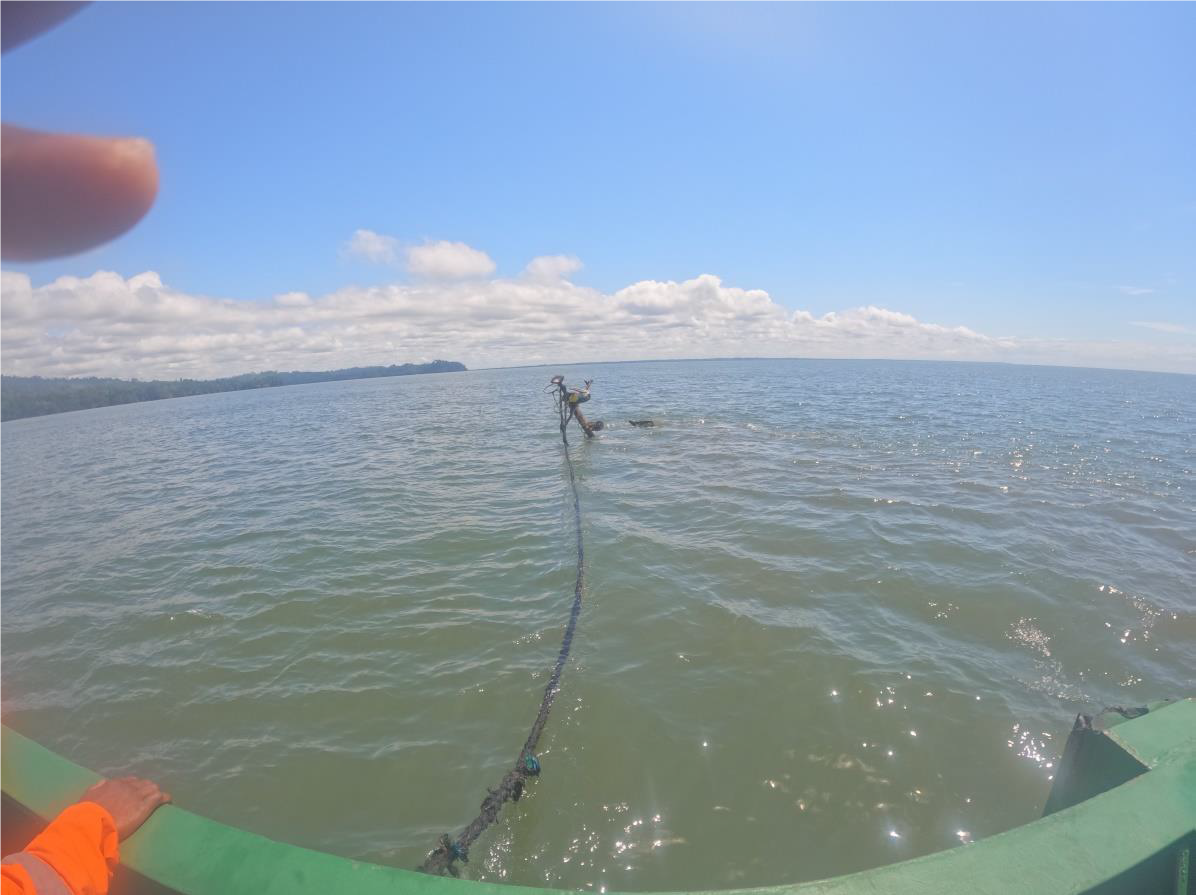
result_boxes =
[81,777,172,840]
[1,2,159,261]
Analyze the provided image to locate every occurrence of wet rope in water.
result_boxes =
[419,398,586,877]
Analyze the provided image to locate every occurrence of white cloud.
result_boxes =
[344,229,399,264]
[524,255,583,281]
[406,241,496,279]
[1118,285,1155,296]
[1,266,1193,380]
[1131,320,1194,335]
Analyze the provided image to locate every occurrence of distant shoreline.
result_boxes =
[0,361,466,422]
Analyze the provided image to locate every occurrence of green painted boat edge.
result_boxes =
[2,698,1193,895]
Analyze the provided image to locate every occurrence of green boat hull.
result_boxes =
[4,699,1194,895]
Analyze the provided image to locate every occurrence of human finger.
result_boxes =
[1,2,89,54]
[1,124,158,261]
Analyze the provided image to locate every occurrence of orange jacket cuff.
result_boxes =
[2,862,36,895]
[23,802,119,895]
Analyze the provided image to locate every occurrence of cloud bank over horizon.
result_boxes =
[2,257,1193,380]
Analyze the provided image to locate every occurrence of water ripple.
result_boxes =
[3,360,1193,889]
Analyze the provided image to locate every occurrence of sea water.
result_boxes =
[2,359,1193,889]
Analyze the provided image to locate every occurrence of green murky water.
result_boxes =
[3,359,1193,889]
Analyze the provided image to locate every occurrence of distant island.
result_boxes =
[0,361,467,422]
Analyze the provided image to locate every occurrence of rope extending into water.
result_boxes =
[419,404,586,877]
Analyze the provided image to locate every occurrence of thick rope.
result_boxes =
[419,398,585,876]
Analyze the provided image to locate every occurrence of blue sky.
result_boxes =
[2,2,1194,377]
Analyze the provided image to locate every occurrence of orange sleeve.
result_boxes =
[21,802,119,895]
[2,862,36,895]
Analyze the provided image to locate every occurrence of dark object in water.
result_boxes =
[589,420,605,432]
[628,420,655,427]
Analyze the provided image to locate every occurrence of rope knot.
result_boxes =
[436,833,469,867]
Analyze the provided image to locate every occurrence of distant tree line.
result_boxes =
[0,361,467,421]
